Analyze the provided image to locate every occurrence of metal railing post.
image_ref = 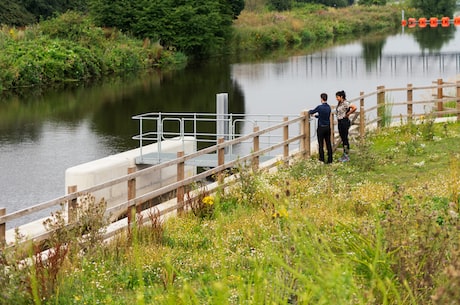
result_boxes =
[157,113,163,163]
[139,117,143,163]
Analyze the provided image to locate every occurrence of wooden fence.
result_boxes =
[1,78,459,249]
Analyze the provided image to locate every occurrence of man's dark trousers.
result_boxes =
[317,125,333,163]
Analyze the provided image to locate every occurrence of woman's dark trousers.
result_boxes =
[338,118,351,154]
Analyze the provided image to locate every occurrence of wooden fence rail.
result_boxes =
[1,79,459,248]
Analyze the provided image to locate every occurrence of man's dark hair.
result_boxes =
[321,93,328,101]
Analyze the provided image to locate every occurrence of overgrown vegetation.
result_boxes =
[0,11,187,92]
[230,4,404,54]
[1,120,458,304]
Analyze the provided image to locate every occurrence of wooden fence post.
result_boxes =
[437,78,443,117]
[68,185,78,223]
[457,80,460,121]
[177,151,185,214]
[377,85,385,128]
[252,126,260,171]
[301,111,310,158]
[407,83,413,123]
[0,208,5,247]
[359,92,365,141]
[283,117,289,164]
[127,167,137,226]
[217,138,225,184]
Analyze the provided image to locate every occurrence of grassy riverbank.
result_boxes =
[230,4,407,54]
[2,119,459,304]
[0,3,413,92]
[0,11,188,92]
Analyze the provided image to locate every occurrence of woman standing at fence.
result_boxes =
[335,90,356,162]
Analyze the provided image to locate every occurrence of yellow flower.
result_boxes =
[278,207,289,218]
[9,28,16,39]
[272,206,288,219]
[202,196,214,206]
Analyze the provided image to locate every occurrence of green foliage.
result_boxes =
[0,13,184,90]
[88,0,135,32]
[230,0,246,19]
[39,11,103,45]
[359,0,387,6]
[89,0,236,57]
[295,0,353,8]
[409,0,456,17]
[0,0,35,26]
[18,0,88,22]
[268,0,292,11]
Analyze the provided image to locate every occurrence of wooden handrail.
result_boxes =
[2,79,460,248]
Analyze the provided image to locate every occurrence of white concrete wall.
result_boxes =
[65,137,196,216]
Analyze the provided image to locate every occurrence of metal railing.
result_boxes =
[131,112,302,165]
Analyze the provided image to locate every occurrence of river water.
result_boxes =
[1,25,460,227]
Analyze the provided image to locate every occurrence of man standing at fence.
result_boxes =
[309,93,333,164]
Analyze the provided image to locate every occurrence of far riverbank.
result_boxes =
[0,4,407,93]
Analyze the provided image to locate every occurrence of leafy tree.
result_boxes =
[89,0,236,57]
[88,0,135,32]
[18,0,88,22]
[230,0,245,19]
[0,0,35,25]
[409,0,456,17]
[268,0,292,11]
[359,0,386,5]
[295,0,353,8]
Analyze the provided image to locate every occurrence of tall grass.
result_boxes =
[1,121,458,304]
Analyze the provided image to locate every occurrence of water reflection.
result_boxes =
[361,36,386,71]
[0,57,246,227]
[1,27,460,226]
[413,26,457,52]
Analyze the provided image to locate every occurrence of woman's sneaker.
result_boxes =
[339,154,350,162]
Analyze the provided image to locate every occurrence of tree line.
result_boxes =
[0,0,457,58]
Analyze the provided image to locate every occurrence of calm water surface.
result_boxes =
[1,26,459,226]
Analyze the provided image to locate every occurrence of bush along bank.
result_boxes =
[0,11,187,92]
[230,4,408,54]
